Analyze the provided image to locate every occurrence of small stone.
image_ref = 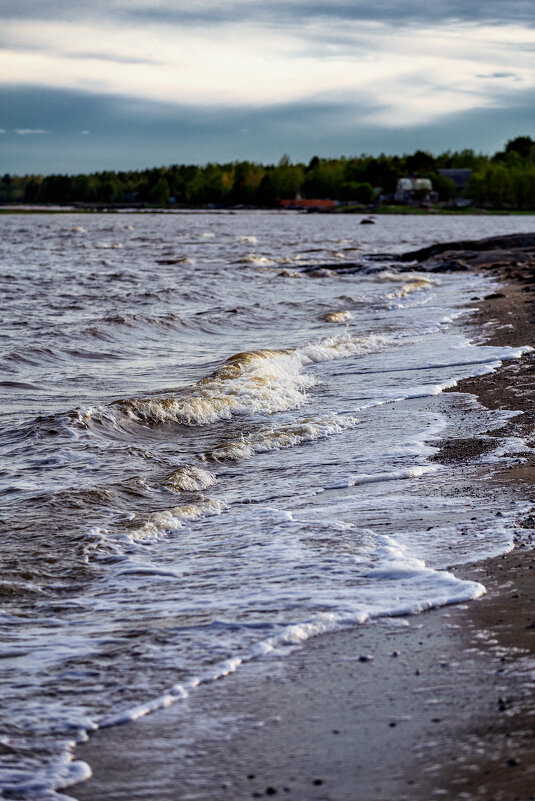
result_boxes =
[266,787,277,795]
[507,757,520,767]
[312,779,323,786]
[358,654,373,662]
[389,721,397,727]
[391,650,400,657]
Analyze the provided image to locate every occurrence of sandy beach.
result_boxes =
[69,232,535,801]
[75,551,535,801]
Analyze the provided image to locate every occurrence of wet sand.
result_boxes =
[75,551,535,801]
[74,233,535,801]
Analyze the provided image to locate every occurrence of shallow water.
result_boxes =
[1,211,535,799]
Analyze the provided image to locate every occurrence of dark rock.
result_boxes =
[429,259,470,272]
[400,233,535,263]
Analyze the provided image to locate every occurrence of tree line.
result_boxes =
[1,136,534,210]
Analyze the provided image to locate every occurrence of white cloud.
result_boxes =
[14,128,48,134]
[0,16,534,127]
[0,128,6,133]
[80,129,90,134]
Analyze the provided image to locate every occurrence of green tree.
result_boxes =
[505,136,535,160]
[363,157,401,193]
[269,159,304,200]
[303,158,345,198]
[406,150,436,174]
[149,176,170,204]
[339,181,374,203]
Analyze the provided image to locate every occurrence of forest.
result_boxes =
[1,136,534,210]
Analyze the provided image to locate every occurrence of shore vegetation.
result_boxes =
[1,137,534,211]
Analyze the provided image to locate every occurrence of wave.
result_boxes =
[373,270,441,285]
[166,465,217,491]
[277,268,304,278]
[60,225,86,233]
[155,256,193,265]
[2,346,64,367]
[322,310,353,323]
[116,333,393,426]
[243,253,276,266]
[325,465,437,490]
[386,277,438,299]
[205,414,359,461]
[98,529,486,729]
[126,498,224,541]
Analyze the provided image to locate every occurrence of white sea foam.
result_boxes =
[278,268,304,278]
[322,310,353,323]
[61,225,86,234]
[385,277,439,301]
[206,414,359,461]
[374,270,441,285]
[244,253,275,265]
[127,499,224,541]
[95,530,485,730]
[121,333,392,426]
[325,465,437,490]
[167,465,217,491]
[0,747,92,801]
[477,436,534,464]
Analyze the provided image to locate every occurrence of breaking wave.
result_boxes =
[322,310,353,323]
[387,277,438,299]
[205,414,359,461]
[166,465,217,492]
[117,333,393,426]
[127,499,224,541]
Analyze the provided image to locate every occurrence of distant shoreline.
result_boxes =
[1,205,535,216]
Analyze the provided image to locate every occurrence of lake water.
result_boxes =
[1,211,535,800]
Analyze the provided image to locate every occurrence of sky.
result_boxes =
[0,0,534,174]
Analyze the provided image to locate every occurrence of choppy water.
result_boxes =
[1,211,535,800]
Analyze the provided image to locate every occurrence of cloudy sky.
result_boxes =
[1,0,534,174]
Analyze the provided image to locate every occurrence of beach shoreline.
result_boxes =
[73,234,535,801]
